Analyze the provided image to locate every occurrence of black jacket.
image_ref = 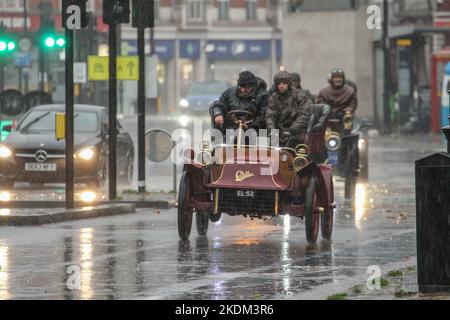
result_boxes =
[210,77,268,130]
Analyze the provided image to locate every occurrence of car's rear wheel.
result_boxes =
[344,143,358,199]
[305,176,320,243]
[196,211,209,236]
[178,171,193,240]
[321,176,334,241]
[358,139,369,182]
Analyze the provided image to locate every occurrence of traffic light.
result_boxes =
[132,0,154,28]
[103,0,130,25]
[0,25,16,54]
[43,34,65,48]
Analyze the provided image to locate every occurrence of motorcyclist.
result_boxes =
[265,71,311,148]
[209,71,268,131]
[316,68,357,119]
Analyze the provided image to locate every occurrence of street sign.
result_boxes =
[74,62,87,83]
[117,56,138,80]
[88,55,139,80]
[13,52,32,67]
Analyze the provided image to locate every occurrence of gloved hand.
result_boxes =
[280,131,291,143]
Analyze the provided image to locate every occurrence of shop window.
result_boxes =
[182,63,194,81]
[0,0,23,11]
[246,0,257,21]
[218,0,229,21]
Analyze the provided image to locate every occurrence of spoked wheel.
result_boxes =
[344,143,358,199]
[321,176,334,241]
[305,176,320,243]
[177,171,194,240]
[196,211,209,236]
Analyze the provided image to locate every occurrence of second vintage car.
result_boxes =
[0,104,134,189]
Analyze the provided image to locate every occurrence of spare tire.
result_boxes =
[23,90,53,112]
[0,89,24,116]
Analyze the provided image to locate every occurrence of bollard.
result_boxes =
[415,114,450,294]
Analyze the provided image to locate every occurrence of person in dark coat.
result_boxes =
[209,71,268,131]
[265,71,311,148]
[316,68,358,118]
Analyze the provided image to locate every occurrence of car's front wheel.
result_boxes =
[178,171,193,240]
[90,162,107,189]
[305,176,320,244]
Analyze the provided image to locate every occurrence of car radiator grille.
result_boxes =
[217,189,276,215]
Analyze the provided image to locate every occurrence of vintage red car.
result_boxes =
[177,107,335,243]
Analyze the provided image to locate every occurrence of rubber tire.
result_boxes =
[305,176,319,244]
[344,144,358,199]
[321,176,334,241]
[196,211,209,236]
[119,156,134,186]
[91,162,107,189]
[358,139,369,182]
[0,179,14,189]
[177,171,193,241]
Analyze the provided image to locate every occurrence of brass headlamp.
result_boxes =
[325,130,341,151]
[343,111,353,130]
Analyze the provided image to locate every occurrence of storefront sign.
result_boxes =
[180,40,200,60]
[206,40,271,60]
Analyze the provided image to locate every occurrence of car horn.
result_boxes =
[292,144,310,172]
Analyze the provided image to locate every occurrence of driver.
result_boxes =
[265,71,311,148]
[209,71,268,131]
[316,68,357,119]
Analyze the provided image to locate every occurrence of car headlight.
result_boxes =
[0,145,12,158]
[179,98,189,108]
[76,147,95,160]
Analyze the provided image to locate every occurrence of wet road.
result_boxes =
[0,133,443,299]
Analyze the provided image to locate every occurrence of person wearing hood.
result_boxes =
[316,68,357,118]
[290,72,315,103]
[265,71,311,147]
[209,70,268,131]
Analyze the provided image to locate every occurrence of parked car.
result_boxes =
[0,104,134,189]
[179,81,231,114]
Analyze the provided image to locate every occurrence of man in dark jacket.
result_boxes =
[290,72,315,103]
[209,71,268,131]
[266,71,311,148]
[316,68,357,118]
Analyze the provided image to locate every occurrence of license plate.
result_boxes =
[328,151,338,166]
[236,190,255,198]
[25,163,57,172]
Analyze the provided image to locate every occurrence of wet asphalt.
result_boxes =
[0,123,444,299]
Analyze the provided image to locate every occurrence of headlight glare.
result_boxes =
[179,99,189,108]
[77,147,95,160]
[0,145,12,158]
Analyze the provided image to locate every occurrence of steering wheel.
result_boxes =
[226,110,255,128]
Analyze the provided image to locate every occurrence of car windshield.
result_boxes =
[18,110,99,133]
[187,82,229,95]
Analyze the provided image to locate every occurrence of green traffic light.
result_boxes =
[56,37,65,47]
[7,41,15,51]
[0,40,16,52]
[44,36,55,48]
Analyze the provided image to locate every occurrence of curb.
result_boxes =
[0,203,136,226]
[0,200,174,209]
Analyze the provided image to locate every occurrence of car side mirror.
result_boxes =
[2,125,12,132]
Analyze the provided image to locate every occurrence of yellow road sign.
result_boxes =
[117,56,139,80]
[87,56,139,81]
[55,112,65,141]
